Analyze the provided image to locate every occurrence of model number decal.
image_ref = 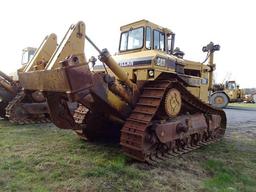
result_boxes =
[155,57,176,68]
[118,57,153,67]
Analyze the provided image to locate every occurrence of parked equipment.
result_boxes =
[210,80,249,108]
[0,34,57,123]
[0,47,35,119]
[19,20,226,162]
[0,71,19,118]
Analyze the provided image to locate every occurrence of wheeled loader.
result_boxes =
[210,80,252,108]
[19,20,226,163]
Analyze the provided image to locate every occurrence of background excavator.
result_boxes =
[0,34,57,123]
[19,20,226,163]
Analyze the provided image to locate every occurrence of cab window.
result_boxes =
[120,27,144,51]
[21,51,29,65]
[228,82,236,90]
[120,33,128,51]
[21,49,35,65]
[146,27,151,49]
[154,30,165,51]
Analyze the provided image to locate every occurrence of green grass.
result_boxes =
[0,120,255,191]
[201,142,256,192]
[228,103,256,108]
[0,120,147,192]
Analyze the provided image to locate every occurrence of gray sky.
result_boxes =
[0,0,255,88]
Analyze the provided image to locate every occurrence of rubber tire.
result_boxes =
[210,92,229,109]
[0,87,14,118]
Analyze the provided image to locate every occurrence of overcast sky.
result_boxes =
[0,0,255,88]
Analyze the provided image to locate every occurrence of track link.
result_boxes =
[73,104,88,139]
[120,79,226,162]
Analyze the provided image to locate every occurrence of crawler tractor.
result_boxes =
[0,34,57,123]
[19,20,226,162]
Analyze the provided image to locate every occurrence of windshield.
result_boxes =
[227,82,236,90]
[21,49,35,65]
[21,51,29,65]
[120,27,144,51]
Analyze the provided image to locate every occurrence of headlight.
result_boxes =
[148,69,154,78]
[0,96,3,102]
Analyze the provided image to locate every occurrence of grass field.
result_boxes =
[0,120,255,192]
[228,103,256,108]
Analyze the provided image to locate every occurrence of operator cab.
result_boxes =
[21,47,36,65]
[118,20,175,55]
[226,81,237,90]
[7,47,37,81]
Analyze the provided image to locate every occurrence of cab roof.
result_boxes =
[22,47,36,52]
[120,19,173,35]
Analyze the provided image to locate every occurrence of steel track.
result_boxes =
[5,91,51,124]
[120,79,226,163]
[72,104,88,139]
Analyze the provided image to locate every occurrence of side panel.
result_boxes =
[225,90,237,101]
[200,67,210,102]
[187,87,200,98]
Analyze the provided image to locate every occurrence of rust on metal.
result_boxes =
[120,80,226,162]
[5,91,50,124]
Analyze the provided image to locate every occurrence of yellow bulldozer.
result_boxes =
[0,34,58,123]
[19,20,226,163]
[0,47,36,118]
[210,80,250,108]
